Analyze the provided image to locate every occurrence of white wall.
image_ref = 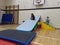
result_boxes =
[0,0,5,23]
[5,0,60,28]
[19,9,60,28]
[5,0,60,8]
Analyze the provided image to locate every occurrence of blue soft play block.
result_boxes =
[1,14,13,24]
[16,16,40,31]
[0,30,36,45]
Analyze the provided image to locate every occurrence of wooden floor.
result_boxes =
[0,24,18,31]
[0,24,60,45]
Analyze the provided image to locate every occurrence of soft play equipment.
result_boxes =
[41,22,55,30]
[1,14,13,24]
[0,29,36,45]
[0,39,16,45]
[16,16,40,31]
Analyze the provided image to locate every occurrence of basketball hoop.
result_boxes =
[33,0,44,6]
[36,0,41,4]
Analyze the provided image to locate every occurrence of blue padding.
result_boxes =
[0,30,36,45]
[1,14,13,24]
[16,16,40,31]
[0,33,36,45]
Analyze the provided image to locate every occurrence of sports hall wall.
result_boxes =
[0,0,5,23]
[3,0,60,28]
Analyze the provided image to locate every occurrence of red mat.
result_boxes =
[0,39,16,45]
[32,26,40,32]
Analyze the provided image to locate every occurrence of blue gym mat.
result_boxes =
[1,14,13,24]
[0,29,36,45]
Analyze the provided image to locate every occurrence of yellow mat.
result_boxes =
[41,22,55,30]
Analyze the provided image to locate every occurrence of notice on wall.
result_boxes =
[33,0,45,6]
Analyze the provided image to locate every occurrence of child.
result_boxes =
[46,16,49,25]
[30,13,35,20]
